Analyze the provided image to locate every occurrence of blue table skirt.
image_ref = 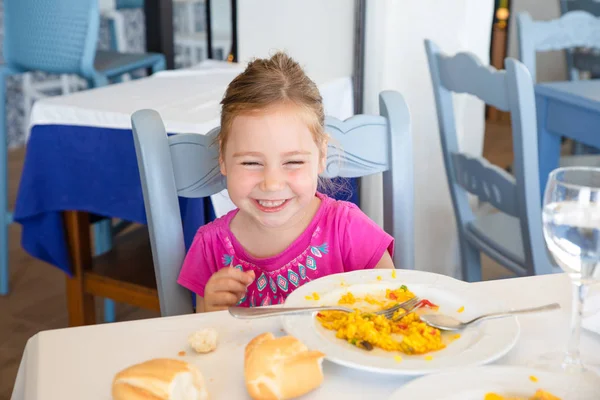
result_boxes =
[14,125,358,276]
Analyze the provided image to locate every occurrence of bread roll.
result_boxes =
[245,332,325,400]
[112,358,209,400]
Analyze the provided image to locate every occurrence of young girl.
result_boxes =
[177,52,395,313]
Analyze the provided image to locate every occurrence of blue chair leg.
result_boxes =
[106,18,125,84]
[92,218,117,322]
[104,298,116,323]
[93,218,113,256]
[0,70,9,296]
[459,237,482,282]
[152,58,166,74]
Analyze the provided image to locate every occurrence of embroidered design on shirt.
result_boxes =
[288,269,300,287]
[219,241,328,306]
[222,254,233,266]
[298,263,307,279]
[310,243,329,258]
[277,274,289,292]
[256,273,268,291]
[269,277,277,294]
[261,293,272,306]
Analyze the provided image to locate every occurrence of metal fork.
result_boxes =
[228,296,421,320]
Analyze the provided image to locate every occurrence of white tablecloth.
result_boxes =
[28,60,354,217]
[11,273,600,399]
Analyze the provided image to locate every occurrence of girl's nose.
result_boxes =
[261,168,286,192]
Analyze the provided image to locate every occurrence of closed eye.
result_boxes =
[286,161,305,165]
[241,161,262,166]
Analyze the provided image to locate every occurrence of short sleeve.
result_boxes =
[177,231,219,297]
[340,205,395,271]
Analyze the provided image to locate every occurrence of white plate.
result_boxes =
[281,269,520,376]
[388,366,599,399]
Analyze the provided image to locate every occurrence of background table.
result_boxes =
[11,273,600,399]
[535,79,600,198]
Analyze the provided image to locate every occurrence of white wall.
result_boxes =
[236,0,354,85]
[361,0,494,278]
[507,0,567,82]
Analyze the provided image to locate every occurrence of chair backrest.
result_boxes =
[560,0,600,79]
[424,39,550,277]
[131,90,413,316]
[516,10,600,82]
[3,0,99,77]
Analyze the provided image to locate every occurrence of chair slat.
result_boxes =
[437,52,510,111]
[323,115,389,178]
[169,130,227,198]
[521,11,600,52]
[452,153,518,217]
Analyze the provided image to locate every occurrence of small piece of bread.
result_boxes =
[188,328,218,354]
[245,332,325,400]
[112,358,209,400]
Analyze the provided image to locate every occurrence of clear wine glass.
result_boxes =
[536,166,600,378]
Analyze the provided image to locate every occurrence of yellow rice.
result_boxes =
[316,285,445,355]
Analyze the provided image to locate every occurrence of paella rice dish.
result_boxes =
[316,285,447,355]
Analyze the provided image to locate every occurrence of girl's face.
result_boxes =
[220,103,326,230]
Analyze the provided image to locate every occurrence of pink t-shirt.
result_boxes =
[177,192,394,307]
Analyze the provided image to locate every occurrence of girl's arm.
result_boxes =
[373,250,395,269]
[196,295,206,313]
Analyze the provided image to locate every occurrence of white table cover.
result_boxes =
[28,60,354,218]
[11,273,600,399]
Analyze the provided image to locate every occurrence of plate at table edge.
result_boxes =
[281,269,520,376]
[387,365,599,399]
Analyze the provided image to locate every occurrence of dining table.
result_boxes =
[535,79,600,198]
[10,272,600,399]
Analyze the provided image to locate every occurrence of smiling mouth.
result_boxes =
[253,198,290,212]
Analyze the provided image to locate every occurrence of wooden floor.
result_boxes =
[0,121,515,398]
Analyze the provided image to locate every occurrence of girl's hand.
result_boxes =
[203,267,255,312]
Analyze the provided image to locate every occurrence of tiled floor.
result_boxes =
[0,121,516,398]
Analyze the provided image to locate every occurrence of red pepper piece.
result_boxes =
[416,299,438,309]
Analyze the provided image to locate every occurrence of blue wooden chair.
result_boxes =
[424,39,555,282]
[516,10,600,84]
[0,0,165,305]
[559,0,600,80]
[517,10,600,157]
[130,91,414,316]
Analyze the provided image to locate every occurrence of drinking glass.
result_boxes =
[537,166,600,378]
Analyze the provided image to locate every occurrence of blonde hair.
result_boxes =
[218,52,326,156]
[218,52,352,197]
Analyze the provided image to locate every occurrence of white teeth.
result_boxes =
[258,199,286,208]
